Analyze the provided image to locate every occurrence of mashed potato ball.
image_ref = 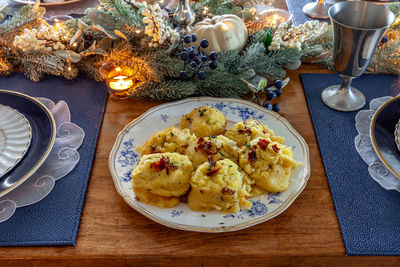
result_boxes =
[180,106,227,137]
[140,127,196,156]
[131,153,193,208]
[188,158,252,213]
[133,187,180,208]
[225,118,284,147]
[239,137,298,193]
[185,135,240,169]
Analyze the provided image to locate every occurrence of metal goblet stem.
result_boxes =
[321,1,395,112]
[303,0,329,19]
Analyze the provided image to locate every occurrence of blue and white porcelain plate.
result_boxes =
[109,97,311,232]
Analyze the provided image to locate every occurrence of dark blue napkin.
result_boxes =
[0,73,108,246]
[301,73,400,256]
[286,0,330,25]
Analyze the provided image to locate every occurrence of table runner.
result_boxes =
[301,73,400,256]
[0,73,108,246]
[286,0,329,25]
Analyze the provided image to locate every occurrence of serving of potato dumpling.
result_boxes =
[188,158,251,213]
[140,127,196,155]
[225,118,284,146]
[180,106,227,137]
[131,152,193,208]
[185,135,239,169]
[239,137,299,192]
[131,105,300,213]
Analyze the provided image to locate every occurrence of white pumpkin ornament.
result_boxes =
[192,14,248,53]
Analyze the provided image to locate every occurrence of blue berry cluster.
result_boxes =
[258,79,283,112]
[175,34,218,80]
[381,36,389,44]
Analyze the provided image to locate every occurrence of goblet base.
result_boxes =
[321,85,366,112]
[303,2,329,19]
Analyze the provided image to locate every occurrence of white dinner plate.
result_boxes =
[109,97,311,232]
[11,0,81,6]
[0,104,32,177]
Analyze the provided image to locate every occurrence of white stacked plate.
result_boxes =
[395,119,400,152]
[0,105,32,176]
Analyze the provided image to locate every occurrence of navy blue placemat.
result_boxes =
[301,73,400,256]
[0,73,108,246]
[286,0,329,25]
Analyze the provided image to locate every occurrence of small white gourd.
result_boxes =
[192,14,248,53]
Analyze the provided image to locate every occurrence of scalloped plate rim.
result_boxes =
[108,97,311,232]
[0,104,32,176]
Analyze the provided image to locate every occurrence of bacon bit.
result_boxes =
[206,168,219,176]
[200,190,204,194]
[262,130,266,134]
[150,156,178,175]
[151,146,161,153]
[248,150,257,162]
[134,196,140,201]
[257,139,270,150]
[195,138,217,156]
[238,128,252,135]
[252,145,258,149]
[272,144,280,153]
[222,187,236,195]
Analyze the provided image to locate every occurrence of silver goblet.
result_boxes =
[303,0,329,19]
[321,1,395,112]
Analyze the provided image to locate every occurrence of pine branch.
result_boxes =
[0,6,42,33]
[8,51,69,82]
[0,52,13,76]
[131,79,197,100]
[99,0,145,28]
[194,67,250,97]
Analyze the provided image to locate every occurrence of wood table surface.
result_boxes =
[1,0,400,265]
[0,64,399,266]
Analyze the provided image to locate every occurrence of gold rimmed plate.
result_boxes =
[0,90,56,197]
[370,95,400,179]
[109,97,310,232]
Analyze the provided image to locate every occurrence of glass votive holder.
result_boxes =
[259,8,292,28]
[45,15,73,31]
[99,61,139,99]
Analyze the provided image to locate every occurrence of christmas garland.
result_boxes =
[0,0,399,101]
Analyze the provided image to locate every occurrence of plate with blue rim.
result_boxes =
[0,90,56,197]
[370,95,400,179]
[109,97,310,232]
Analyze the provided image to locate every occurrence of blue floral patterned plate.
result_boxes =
[109,97,311,232]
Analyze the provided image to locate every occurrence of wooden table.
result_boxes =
[0,64,399,266]
[1,0,400,264]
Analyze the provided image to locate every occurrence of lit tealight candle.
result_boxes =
[100,61,139,99]
[109,76,134,90]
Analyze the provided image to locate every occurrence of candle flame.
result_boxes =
[109,76,133,90]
